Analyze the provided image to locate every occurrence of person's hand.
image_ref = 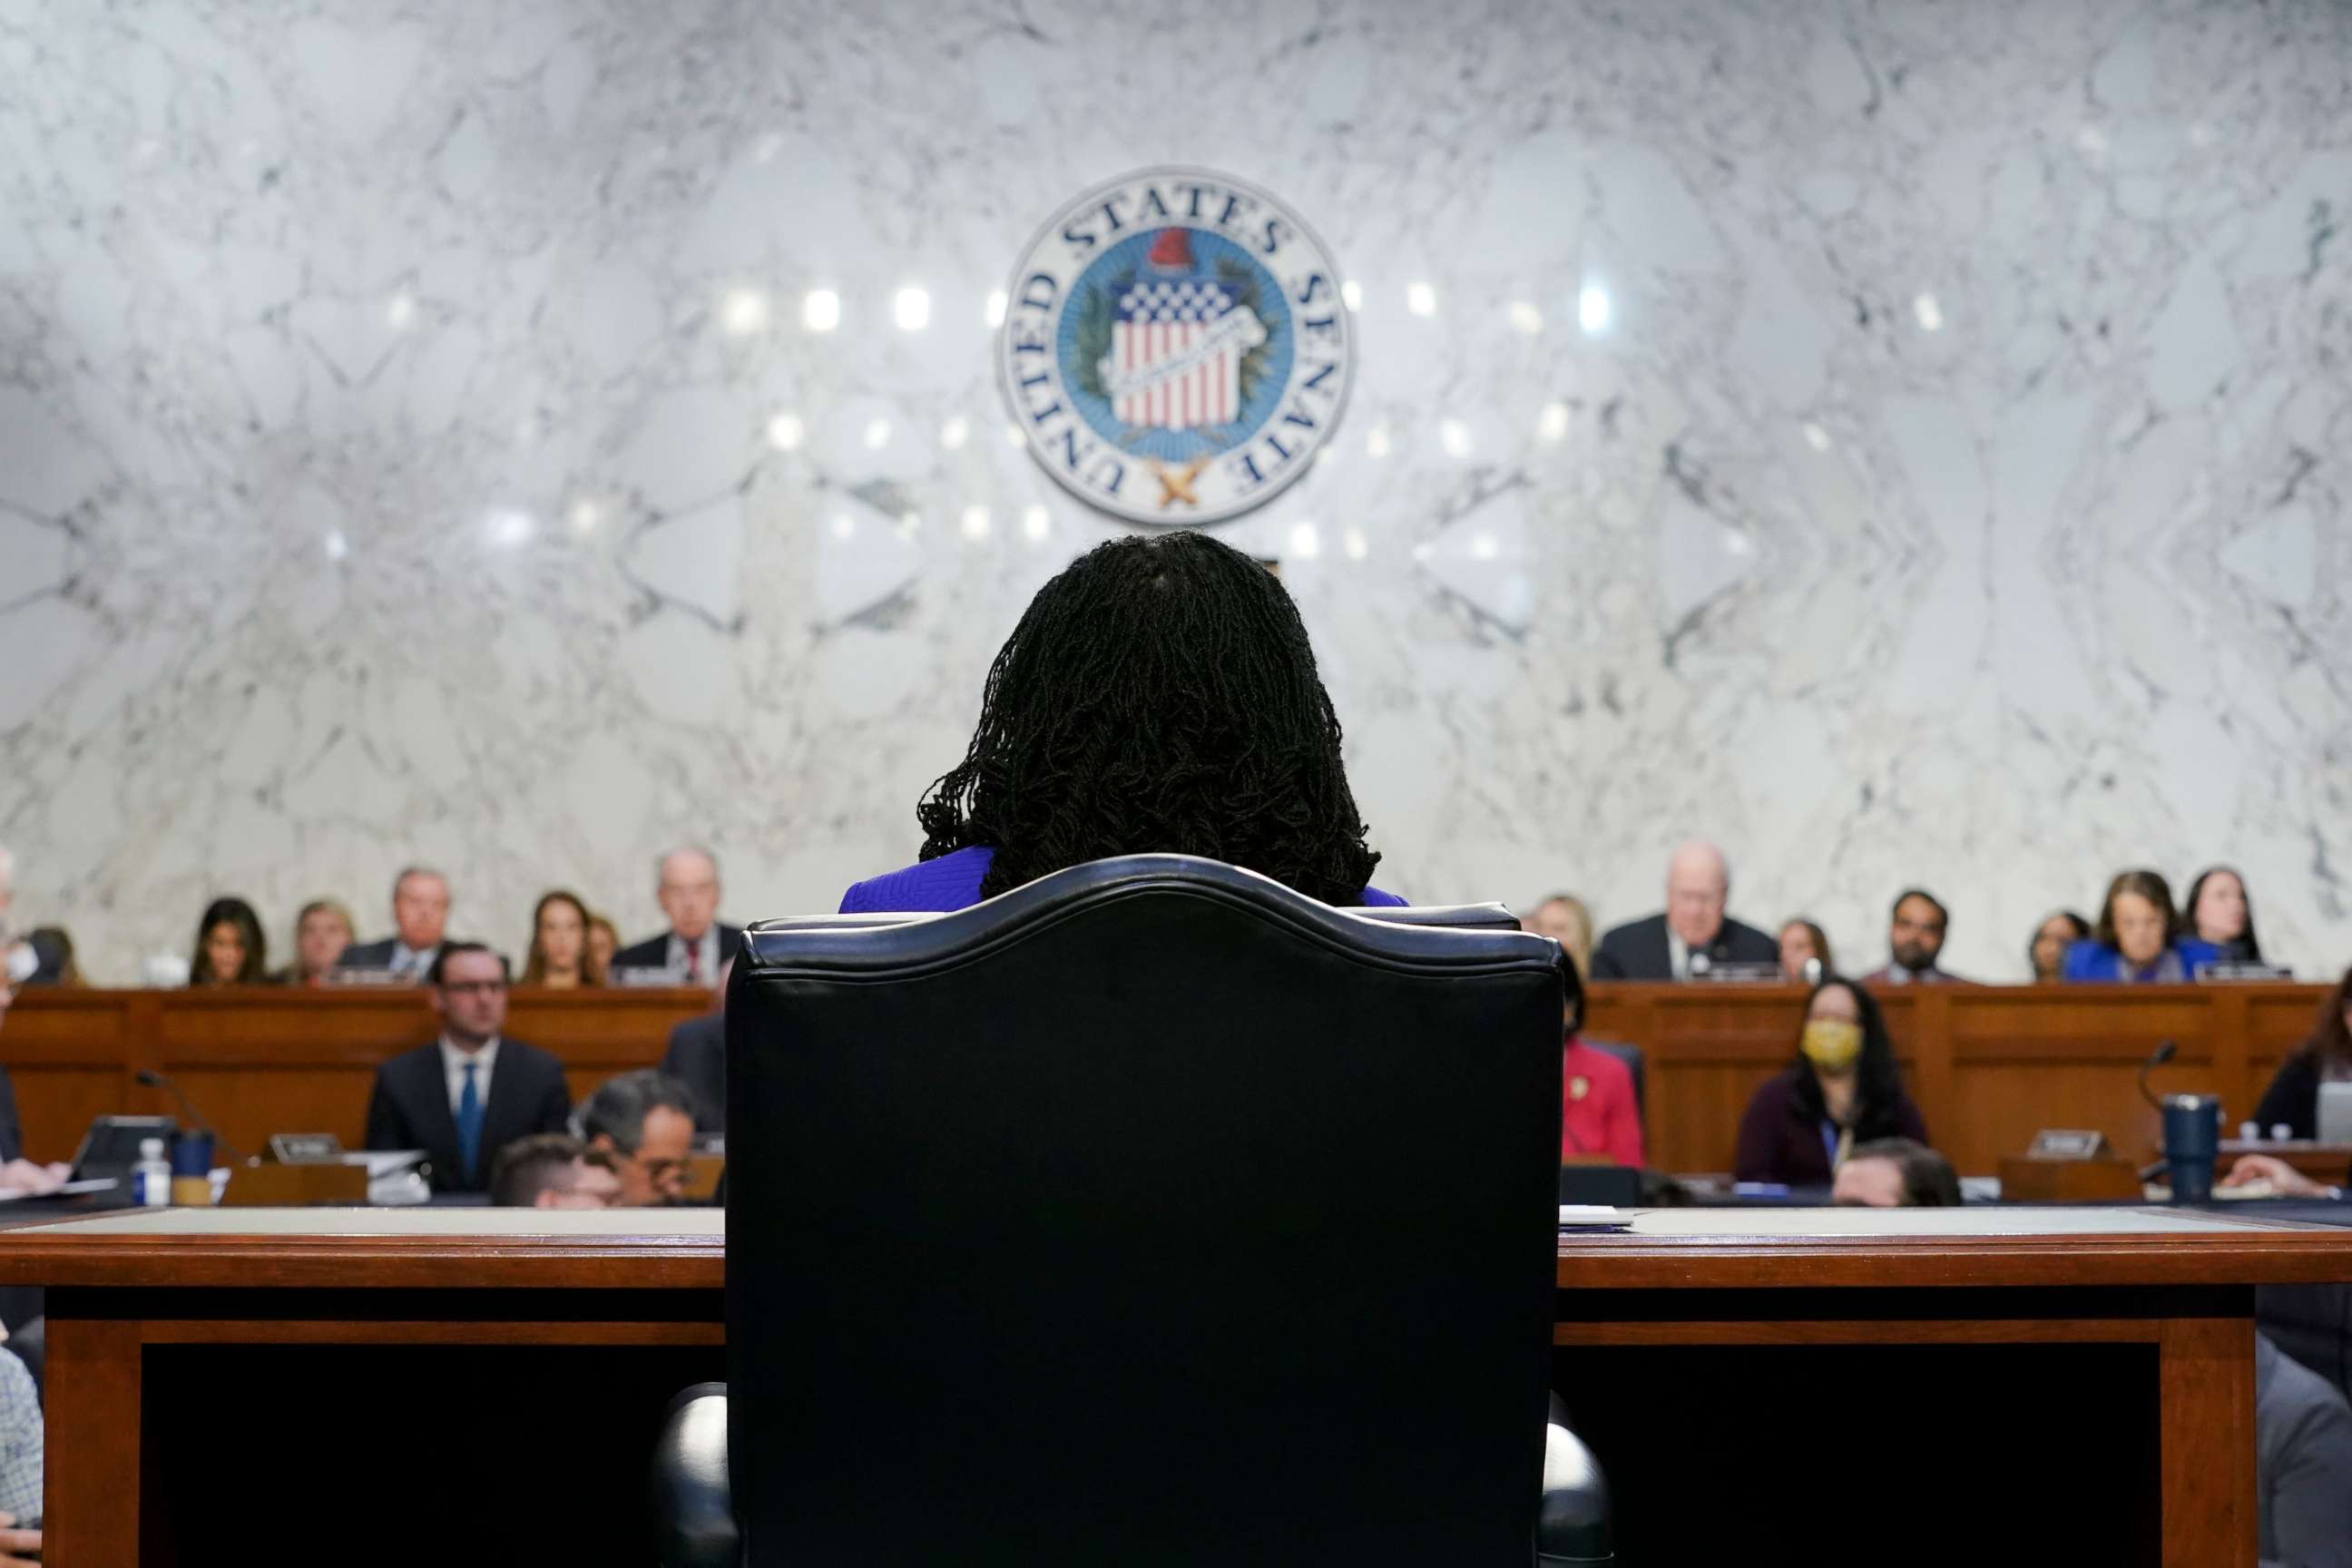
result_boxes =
[0,1510,42,1565]
[2221,1153,2337,1199]
[0,1159,65,1197]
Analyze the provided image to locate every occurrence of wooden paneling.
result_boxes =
[1585,981,2336,1174]
[0,987,710,1162]
[2,982,2335,1173]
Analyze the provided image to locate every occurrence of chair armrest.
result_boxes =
[1537,1391,1614,1564]
[651,1382,740,1568]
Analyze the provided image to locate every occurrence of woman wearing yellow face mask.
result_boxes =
[1733,978,1930,1188]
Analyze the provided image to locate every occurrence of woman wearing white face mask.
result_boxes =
[1734,978,1930,1188]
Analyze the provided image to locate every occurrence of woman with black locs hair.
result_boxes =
[842,530,1399,913]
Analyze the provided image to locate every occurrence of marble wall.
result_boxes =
[0,0,2346,984]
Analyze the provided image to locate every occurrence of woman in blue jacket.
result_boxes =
[2063,869,2220,983]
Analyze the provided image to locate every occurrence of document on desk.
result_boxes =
[0,1178,118,1201]
[1558,1206,1634,1230]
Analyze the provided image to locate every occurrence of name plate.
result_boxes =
[269,1132,346,1165]
[2028,1129,2112,1161]
[1689,962,1786,985]
[2201,962,2295,983]
[610,965,691,988]
[321,966,414,987]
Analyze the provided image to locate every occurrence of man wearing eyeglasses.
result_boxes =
[363,943,573,1193]
[578,1070,699,1207]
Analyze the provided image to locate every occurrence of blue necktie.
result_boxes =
[456,1061,484,1181]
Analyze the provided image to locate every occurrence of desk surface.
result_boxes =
[1,1203,2350,1293]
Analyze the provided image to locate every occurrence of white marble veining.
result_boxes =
[0,0,2347,983]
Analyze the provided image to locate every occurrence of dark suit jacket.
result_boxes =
[612,924,745,975]
[2255,1053,2329,1142]
[660,1014,726,1133]
[1588,912,1779,980]
[363,1038,572,1193]
[0,1067,23,1164]
[336,936,443,974]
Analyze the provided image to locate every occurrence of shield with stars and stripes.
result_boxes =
[1103,275,1265,433]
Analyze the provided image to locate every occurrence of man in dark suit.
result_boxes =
[363,943,571,1193]
[338,866,452,981]
[659,958,730,1132]
[1590,838,1779,980]
[611,847,742,988]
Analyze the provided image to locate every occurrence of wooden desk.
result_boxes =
[0,987,710,1162]
[0,1207,2345,1566]
[1587,980,2332,1173]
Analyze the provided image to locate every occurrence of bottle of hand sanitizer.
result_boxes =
[134,1138,172,1207]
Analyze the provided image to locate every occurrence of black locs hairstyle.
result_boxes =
[916,530,1381,905]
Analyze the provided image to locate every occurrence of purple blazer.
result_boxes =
[840,846,1406,915]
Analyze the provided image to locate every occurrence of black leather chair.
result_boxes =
[652,855,1612,1564]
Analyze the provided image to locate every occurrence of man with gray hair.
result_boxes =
[578,1069,700,1206]
[337,866,453,980]
[611,847,742,986]
[1590,838,1779,980]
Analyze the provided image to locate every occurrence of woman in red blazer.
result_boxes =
[1556,950,1644,1167]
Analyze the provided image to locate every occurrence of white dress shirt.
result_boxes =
[391,942,441,980]
[1667,929,1690,980]
[437,1036,502,1115]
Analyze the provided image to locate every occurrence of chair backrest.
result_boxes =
[727,855,1563,1565]
[1585,1037,1648,1122]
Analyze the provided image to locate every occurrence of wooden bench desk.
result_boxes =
[1,1206,2347,1564]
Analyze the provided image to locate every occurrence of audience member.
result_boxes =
[840,531,1402,911]
[186,896,270,985]
[0,847,47,989]
[612,848,742,985]
[577,1070,698,1206]
[2256,1332,2352,1567]
[1590,839,1778,980]
[24,927,79,986]
[0,1345,39,1567]
[1554,951,1643,1167]
[1859,889,1973,986]
[0,982,69,1198]
[1734,977,1929,1187]
[2030,910,2090,983]
[2063,869,2219,984]
[1523,894,1595,980]
[487,1132,622,1209]
[586,912,620,979]
[1831,1137,1962,1207]
[275,898,356,986]
[660,958,730,1132]
[362,943,572,1193]
[520,889,602,988]
[2185,866,2266,965]
[2249,968,2352,1143]
[1777,918,1833,985]
[338,867,452,979]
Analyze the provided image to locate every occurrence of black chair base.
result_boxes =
[651,1386,1612,1566]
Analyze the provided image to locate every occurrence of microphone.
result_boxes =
[2137,1040,2179,1112]
[135,1069,249,1165]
